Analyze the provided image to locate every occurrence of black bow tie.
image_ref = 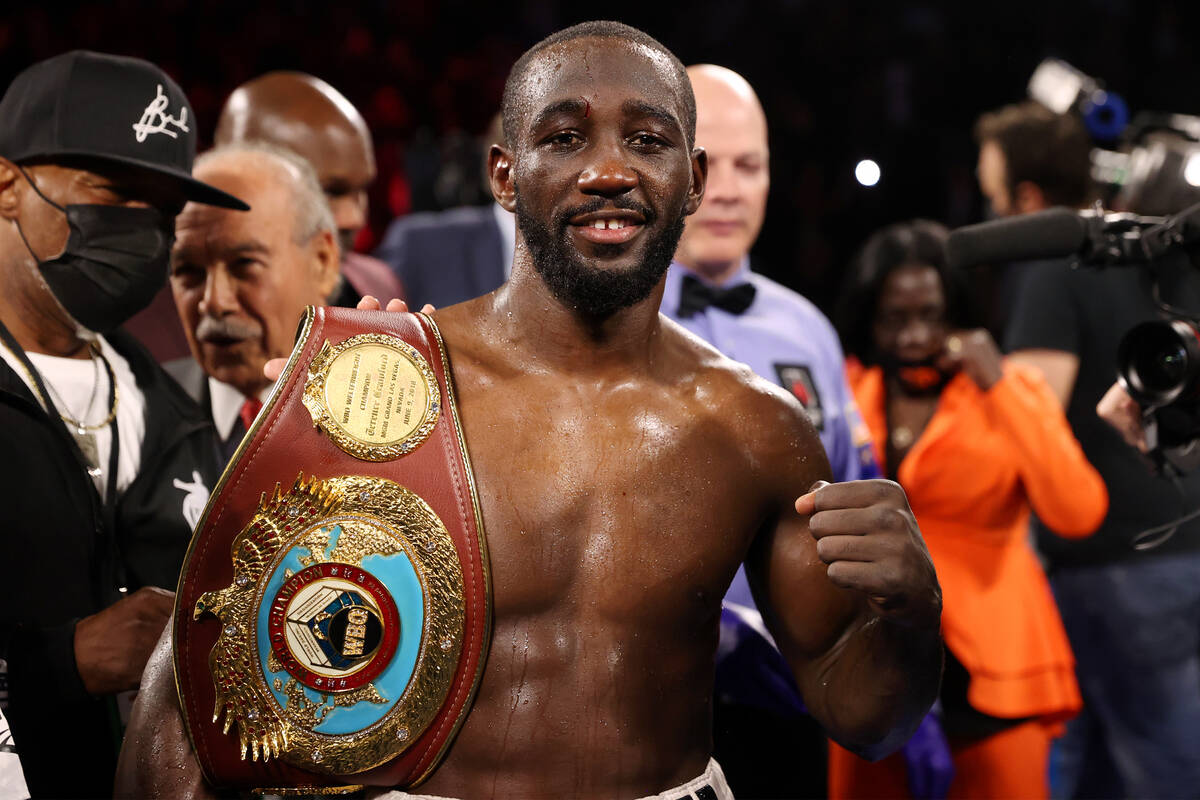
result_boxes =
[677,274,757,319]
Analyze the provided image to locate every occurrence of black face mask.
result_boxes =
[881,354,956,397]
[15,166,173,333]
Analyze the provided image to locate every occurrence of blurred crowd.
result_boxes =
[1,4,1200,800]
[4,0,1200,308]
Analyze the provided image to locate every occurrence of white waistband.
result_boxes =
[367,758,734,800]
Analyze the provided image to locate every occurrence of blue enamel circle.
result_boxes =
[256,523,426,735]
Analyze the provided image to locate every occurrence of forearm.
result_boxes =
[801,608,943,760]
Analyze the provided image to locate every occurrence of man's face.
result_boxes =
[0,159,183,328]
[976,140,1013,218]
[284,125,375,254]
[170,164,335,396]
[673,70,769,277]
[500,37,705,316]
[12,159,182,264]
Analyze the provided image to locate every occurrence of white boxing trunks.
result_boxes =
[367,758,734,800]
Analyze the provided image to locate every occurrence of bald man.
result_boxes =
[165,144,340,461]
[215,71,402,308]
[125,74,403,362]
[662,65,881,796]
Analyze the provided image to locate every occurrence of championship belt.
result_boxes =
[174,306,491,794]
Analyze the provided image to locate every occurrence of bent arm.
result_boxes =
[115,625,217,800]
[986,365,1108,536]
[741,397,941,760]
[747,498,942,760]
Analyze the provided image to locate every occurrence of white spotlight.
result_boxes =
[1185,152,1200,188]
[855,159,881,187]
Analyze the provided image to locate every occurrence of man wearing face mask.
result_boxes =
[0,51,247,798]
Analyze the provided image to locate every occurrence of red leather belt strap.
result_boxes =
[173,307,491,793]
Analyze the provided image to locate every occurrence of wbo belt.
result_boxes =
[174,306,491,794]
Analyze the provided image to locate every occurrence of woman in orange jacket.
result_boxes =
[829,220,1109,799]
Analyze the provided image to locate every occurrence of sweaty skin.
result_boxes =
[117,35,941,800]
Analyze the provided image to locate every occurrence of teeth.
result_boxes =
[589,219,628,230]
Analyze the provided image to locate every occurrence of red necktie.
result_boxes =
[238,397,263,432]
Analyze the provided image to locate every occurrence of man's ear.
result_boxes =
[1014,180,1049,214]
[488,145,516,212]
[310,229,341,302]
[0,158,23,221]
[685,146,708,216]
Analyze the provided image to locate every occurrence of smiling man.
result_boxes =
[167,144,340,460]
[119,22,941,800]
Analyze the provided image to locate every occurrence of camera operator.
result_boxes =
[989,103,1200,797]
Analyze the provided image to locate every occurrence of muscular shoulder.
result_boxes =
[658,317,832,492]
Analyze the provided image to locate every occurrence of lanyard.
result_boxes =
[0,318,127,598]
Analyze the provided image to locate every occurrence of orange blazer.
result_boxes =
[849,363,1108,722]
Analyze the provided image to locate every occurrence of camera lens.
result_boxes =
[1143,344,1187,391]
[1118,320,1200,406]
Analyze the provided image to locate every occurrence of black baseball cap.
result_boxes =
[0,50,248,210]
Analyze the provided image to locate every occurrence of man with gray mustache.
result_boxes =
[167,143,340,461]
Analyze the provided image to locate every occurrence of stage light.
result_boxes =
[1184,152,1200,188]
[855,159,881,187]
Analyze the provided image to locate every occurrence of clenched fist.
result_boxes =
[797,479,941,628]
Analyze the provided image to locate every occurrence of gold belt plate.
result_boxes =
[302,334,441,461]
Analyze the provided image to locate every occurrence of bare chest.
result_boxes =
[453,376,758,625]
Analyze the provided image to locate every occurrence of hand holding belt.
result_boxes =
[174,306,491,794]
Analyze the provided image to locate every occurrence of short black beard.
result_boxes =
[516,191,687,318]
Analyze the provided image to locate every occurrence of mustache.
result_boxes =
[195,314,262,343]
[557,196,656,227]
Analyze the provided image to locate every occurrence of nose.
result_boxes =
[197,268,239,318]
[328,192,368,235]
[577,140,638,197]
[703,160,738,205]
[896,319,938,354]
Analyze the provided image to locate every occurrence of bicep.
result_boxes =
[744,501,863,696]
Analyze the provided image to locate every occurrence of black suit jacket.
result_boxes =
[163,358,245,463]
[374,205,506,309]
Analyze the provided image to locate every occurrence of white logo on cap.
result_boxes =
[132,84,190,142]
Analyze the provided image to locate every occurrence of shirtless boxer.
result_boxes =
[116,21,942,799]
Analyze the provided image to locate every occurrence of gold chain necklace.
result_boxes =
[1,338,119,431]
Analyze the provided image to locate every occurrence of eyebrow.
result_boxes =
[529,98,589,132]
[621,100,681,133]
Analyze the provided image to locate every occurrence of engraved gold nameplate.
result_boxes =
[302,334,441,461]
[193,473,465,776]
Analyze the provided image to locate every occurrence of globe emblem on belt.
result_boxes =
[268,563,400,693]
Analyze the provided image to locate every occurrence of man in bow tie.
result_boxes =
[664,64,884,797]
[666,65,875,486]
